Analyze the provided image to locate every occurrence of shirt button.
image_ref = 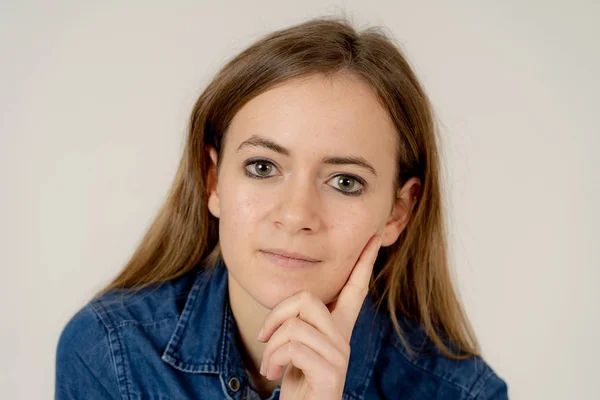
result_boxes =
[228,376,241,392]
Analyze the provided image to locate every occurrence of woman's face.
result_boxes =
[207,73,415,309]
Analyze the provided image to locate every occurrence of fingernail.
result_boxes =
[257,327,264,341]
[260,360,265,375]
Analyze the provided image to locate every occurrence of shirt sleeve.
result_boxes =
[55,304,121,400]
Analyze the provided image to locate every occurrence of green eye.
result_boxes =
[329,175,363,196]
[244,159,276,178]
[336,176,356,191]
[253,161,272,176]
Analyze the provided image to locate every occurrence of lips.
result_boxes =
[260,248,321,262]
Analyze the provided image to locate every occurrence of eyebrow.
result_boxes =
[236,134,378,176]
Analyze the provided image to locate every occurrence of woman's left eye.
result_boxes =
[326,175,364,196]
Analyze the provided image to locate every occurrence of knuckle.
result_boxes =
[331,349,348,368]
[300,290,315,304]
[335,334,351,354]
[288,341,301,357]
[343,341,351,356]
[283,318,298,334]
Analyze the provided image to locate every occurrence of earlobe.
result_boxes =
[380,199,408,247]
[205,146,220,218]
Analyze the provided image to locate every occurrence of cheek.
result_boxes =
[328,207,381,265]
[220,186,262,240]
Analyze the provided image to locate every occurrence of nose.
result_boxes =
[273,177,322,235]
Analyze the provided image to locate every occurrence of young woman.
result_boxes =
[56,17,508,400]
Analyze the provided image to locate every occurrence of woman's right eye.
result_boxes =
[244,159,278,179]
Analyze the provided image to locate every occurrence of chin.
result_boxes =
[251,277,340,310]
[250,281,302,309]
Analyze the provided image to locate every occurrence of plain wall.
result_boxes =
[1,1,598,398]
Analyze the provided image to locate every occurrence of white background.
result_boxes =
[1,1,598,399]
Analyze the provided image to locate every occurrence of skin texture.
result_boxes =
[206,72,420,398]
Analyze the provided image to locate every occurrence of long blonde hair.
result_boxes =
[95,16,480,361]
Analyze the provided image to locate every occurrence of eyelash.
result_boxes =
[243,158,366,197]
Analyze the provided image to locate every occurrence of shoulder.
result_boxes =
[57,302,108,360]
[56,302,121,399]
[84,270,199,331]
[55,269,200,399]
[57,266,202,355]
[376,315,508,399]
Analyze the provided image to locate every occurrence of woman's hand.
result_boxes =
[256,234,383,400]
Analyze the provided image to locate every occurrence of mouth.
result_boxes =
[259,249,321,268]
[260,248,321,262]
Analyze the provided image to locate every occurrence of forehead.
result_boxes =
[225,73,397,163]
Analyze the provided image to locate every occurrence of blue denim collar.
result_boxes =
[161,258,389,399]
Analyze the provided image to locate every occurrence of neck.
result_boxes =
[227,271,283,395]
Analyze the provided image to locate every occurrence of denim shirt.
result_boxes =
[55,258,508,399]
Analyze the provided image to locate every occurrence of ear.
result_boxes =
[381,177,421,247]
[205,145,220,218]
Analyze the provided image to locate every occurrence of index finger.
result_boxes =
[331,234,382,339]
